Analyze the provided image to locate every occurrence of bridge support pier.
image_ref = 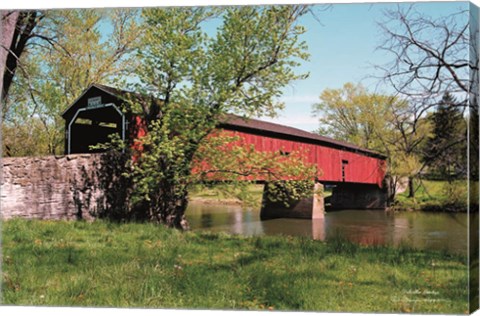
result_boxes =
[329,183,387,209]
[260,182,324,220]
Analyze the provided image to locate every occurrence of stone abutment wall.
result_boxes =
[1,154,106,220]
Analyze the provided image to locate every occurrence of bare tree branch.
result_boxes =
[375,4,475,102]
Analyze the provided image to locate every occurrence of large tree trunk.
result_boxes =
[0,11,19,104]
[407,176,415,198]
[149,185,190,230]
[2,11,39,105]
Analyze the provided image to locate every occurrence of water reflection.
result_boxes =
[186,202,468,254]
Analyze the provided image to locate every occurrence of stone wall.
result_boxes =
[1,154,105,220]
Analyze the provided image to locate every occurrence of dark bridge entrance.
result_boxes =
[67,104,125,154]
[62,85,127,154]
[62,84,389,220]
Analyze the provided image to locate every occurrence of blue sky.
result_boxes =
[0,4,478,316]
[0,0,473,133]
[257,1,470,132]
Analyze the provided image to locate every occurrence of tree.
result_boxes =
[385,98,432,198]
[377,4,474,102]
[313,82,393,152]
[116,5,315,229]
[3,9,139,155]
[1,11,19,103]
[423,92,467,180]
[1,11,42,104]
[376,4,477,198]
[2,118,50,157]
[313,82,431,199]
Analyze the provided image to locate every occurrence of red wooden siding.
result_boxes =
[129,123,386,187]
[62,85,387,188]
[220,129,386,187]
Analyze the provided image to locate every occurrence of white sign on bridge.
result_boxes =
[87,96,103,109]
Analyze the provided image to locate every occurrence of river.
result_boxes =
[186,202,469,255]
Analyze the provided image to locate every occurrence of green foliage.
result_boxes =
[189,183,264,207]
[193,132,319,182]
[442,181,468,208]
[313,82,433,200]
[3,9,139,156]
[2,118,50,157]
[313,83,393,152]
[4,6,316,227]
[264,180,317,207]
[2,219,468,313]
[423,93,467,180]
[120,6,313,228]
[110,128,318,226]
[190,133,319,207]
[394,179,468,211]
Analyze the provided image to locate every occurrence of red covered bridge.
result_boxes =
[62,84,389,219]
[217,115,386,187]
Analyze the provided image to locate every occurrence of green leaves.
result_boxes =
[189,132,318,208]
[3,9,140,156]
[137,7,212,101]
[206,6,309,117]
[264,180,316,207]
[124,5,312,226]
[192,132,318,183]
[423,93,466,180]
[313,83,396,152]
[313,82,440,200]
[136,5,309,117]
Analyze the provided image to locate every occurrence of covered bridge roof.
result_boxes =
[219,115,386,159]
[62,83,387,159]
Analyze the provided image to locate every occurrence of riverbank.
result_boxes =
[2,219,468,313]
[189,181,474,212]
[189,183,333,206]
[393,180,472,212]
[189,183,264,206]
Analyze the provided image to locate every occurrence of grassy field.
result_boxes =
[1,219,469,313]
[395,179,470,211]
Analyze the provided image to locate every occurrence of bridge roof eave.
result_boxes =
[219,115,388,160]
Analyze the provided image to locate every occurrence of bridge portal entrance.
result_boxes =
[66,103,125,154]
[62,85,128,155]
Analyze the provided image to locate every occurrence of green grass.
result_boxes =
[1,219,469,313]
[395,180,469,211]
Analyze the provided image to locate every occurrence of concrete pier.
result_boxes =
[260,182,324,220]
